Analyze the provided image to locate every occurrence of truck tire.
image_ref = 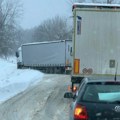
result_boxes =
[60,68,65,74]
[17,64,21,69]
[49,68,54,74]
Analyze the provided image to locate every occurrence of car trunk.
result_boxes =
[80,102,120,120]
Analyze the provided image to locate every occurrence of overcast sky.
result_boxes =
[20,0,72,29]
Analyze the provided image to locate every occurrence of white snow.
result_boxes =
[0,57,44,103]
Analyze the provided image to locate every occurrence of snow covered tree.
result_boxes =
[0,0,22,57]
[33,16,72,42]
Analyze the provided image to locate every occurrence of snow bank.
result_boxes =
[0,58,44,103]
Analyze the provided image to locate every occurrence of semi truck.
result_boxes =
[16,40,72,74]
[71,3,120,89]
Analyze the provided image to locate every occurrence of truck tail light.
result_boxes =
[74,59,80,74]
[73,85,77,92]
[74,104,88,120]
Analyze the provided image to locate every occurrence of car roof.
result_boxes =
[83,77,120,84]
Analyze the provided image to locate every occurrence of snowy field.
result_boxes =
[0,57,44,103]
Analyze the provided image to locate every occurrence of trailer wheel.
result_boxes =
[17,64,22,69]
[54,68,58,74]
[49,68,54,74]
[60,68,65,74]
[46,68,50,73]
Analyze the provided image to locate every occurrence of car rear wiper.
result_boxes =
[98,100,120,104]
[111,100,120,104]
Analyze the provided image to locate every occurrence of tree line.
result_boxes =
[0,0,119,57]
[0,0,22,57]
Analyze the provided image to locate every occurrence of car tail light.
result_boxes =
[74,104,88,120]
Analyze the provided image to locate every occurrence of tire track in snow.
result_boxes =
[0,74,71,120]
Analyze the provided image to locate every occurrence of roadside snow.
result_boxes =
[0,58,44,103]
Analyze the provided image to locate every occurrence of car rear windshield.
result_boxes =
[82,82,120,103]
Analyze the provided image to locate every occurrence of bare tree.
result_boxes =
[33,16,72,42]
[0,0,22,57]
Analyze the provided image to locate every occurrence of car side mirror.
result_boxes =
[64,92,74,98]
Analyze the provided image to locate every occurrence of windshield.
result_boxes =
[82,83,120,103]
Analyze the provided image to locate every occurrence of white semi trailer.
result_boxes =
[71,3,120,89]
[16,40,72,74]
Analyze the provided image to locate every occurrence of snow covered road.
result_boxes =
[0,58,72,120]
[0,74,71,120]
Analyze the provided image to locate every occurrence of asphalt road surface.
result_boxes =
[0,74,72,120]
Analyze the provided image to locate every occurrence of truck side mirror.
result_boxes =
[16,52,19,58]
[70,47,73,56]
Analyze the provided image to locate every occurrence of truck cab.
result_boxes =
[16,47,22,69]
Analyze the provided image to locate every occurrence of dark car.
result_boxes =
[64,78,120,120]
